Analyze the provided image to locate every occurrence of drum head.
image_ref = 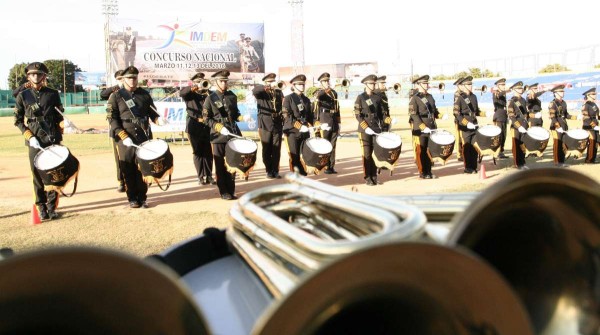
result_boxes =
[527,127,550,141]
[478,125,501,137]
[306,138,333,155]
[228,138,258,154]
[136,140,169,160]
[34,145,69,170]
[376,132,402,149]
[431,131,455,145]
[566,129,589,140]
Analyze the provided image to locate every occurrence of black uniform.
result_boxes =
[203,89,242,198]
[409,91,440,178]
[526,90,545,127]
[454,92,481,173]
[373,88,392,132]
[314,88,341,172]
[548,97,575,164]
[180,86,214,184]
[101,85,125,189]
[355,91,384,182]
[14,86,64,215]
[581,100,599,163]
[492,90,509,154]
[107,87,159,205]
[283,92,313,175]
[253,84,284,177]
[507,95,529,168]
[453,90,464,160]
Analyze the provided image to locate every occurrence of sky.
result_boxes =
[1,0,599,89]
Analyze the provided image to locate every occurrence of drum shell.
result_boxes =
[563,130,589,152]
[136,140,174,180]
[474,125,501,157]
[34,145,80,189]
[225,138,257,175]
[428,131,455,165]
[522,127,549,157]
[373,132,402,170]
[301,138,332,173]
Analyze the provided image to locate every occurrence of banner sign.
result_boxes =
[150,100,258,133]
[109,19,265,86]
[74,72,107,86]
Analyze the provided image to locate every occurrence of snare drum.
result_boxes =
[301,137,332,175]
[34,145,80,194]
[563,129,589,159]
[373,132,402,171]
[136,139,174,190]
[225,138,257,180]
[474,125,502,158]
[428,130,455,165]
[522,126,549,157]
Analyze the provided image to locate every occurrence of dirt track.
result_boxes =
[1,115,598,256]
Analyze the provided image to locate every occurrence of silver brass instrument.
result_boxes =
[392,82,402,93]
[429,82,446,91]
[275,80,286,90]
[473,84,488,95]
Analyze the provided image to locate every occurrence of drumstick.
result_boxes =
[228,133,244,139]
[38,146,63,159]
[131,143,160,154]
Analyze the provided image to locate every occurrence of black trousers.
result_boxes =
[359,132,377,180]
[28,145,58,209]
[586,130,598,163]
[285,131,308,175]
[111,138,124,185]
[460,130,478,171]
[188,133,213,181]
[117,141,148,203]
[552,131,565,164]
[512,129,526,167]
[413,134,432,175]
[212,143,235,196]
[258,128,282,175]
[322,128,339,170]
[494,121,508,152]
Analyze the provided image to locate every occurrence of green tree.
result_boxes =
[8,63,28,89]
[594,64,600,69]
[539,64,570,73]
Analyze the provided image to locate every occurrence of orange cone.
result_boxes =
[479,164,488,180]
[31,204,41,225]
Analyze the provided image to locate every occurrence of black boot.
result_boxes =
[37,205,50,221]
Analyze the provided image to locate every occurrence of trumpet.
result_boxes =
[473,84,488,94]
[196,79,210,89]
[341,78,351,87]
[275,80,286,90]
[428,82,446,91]
[392,82,402,94]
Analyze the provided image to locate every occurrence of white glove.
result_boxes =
[518,126,527,133]
[556,127,564,133]
[156,117,166,126]
[320,123,331,131]
[243,114,252,122]
[122,137,134,147]
[534,112,542,119]
[299,125,309,133]
[594,126,600,131]
[422,127,431,134]
[577,113,584,120]
[441,114,449,120]
[365,127,376,135]
[28,137,41,149]
[466,122,477,130]
[220,127,230,136]
[391,117,398,125]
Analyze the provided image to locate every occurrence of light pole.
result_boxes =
[102,0,119,86]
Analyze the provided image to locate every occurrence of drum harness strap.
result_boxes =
[22,89,57,144]
[116,88,150,138]
[417,94,437,130]
[210,92,240,135]
[289,93,309,125]
[359,93,382,130]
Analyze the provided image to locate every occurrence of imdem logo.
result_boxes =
[156,23,228,49]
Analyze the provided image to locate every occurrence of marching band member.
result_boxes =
[548,85,577,167]
[180,72,215,185]
[203,70,243,200]
[107,66,163,208]
[409,75,441,179]
[282,74,313,176]
[492,78,509,159]
[526,83,548,127]
[355,74,385,185]
[454,76,481,174]
[14,62,65,220]
[253,73,284,179]
[452,77,464,161]
[101,70,126,192]
[374,75,393,132]
[314,72,340,174]
[507,81,529,170]
[581,87,599,164]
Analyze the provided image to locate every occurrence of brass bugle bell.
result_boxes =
[276,80,286,90]
[198,79,210,89]
[341,78,351,87]
[429,82,445,91]
[473,84,487,93]
[392,82,402,93]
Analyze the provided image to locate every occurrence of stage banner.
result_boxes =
[109,19,265,87]
[150,100,258,133]
[74,72,107,86]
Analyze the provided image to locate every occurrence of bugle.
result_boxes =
[392,82,402,94]
[473,84,488,94]
[275,80,286,90]
[340,78,351,87]
[428,82,446,91]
